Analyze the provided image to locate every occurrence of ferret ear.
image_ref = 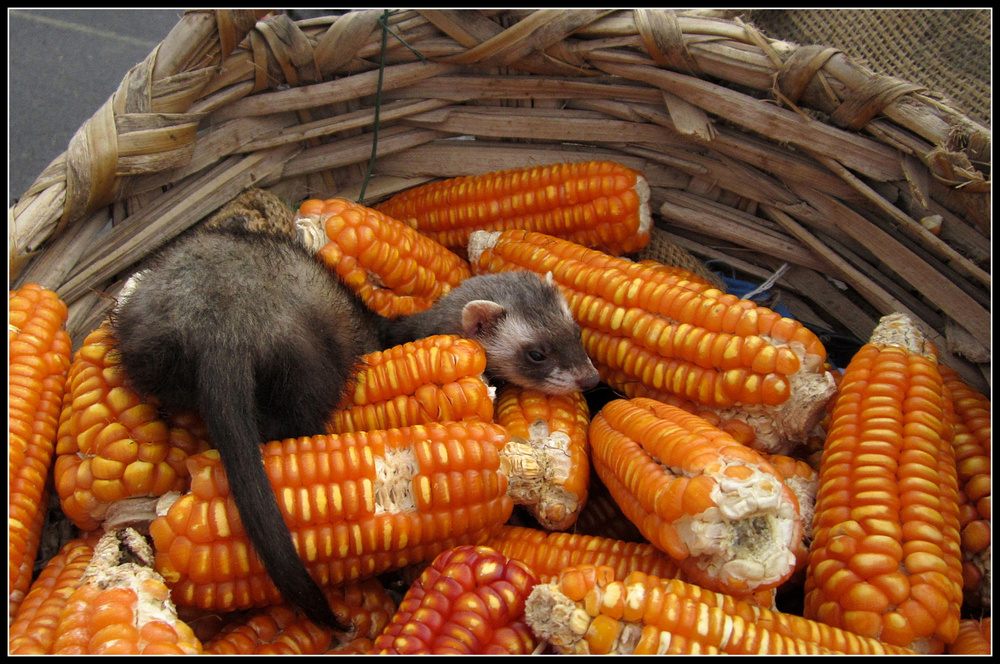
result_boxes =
[461,300,506,338]
[544,271,555,286]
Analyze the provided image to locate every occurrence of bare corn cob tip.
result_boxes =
[10,529,202,655]
[297,197,471,318]
[805,312,964,653]
[150,421,514,613]
[468,229,836,455]
[329,335,493,434]
[590,397,804,596]
[376,160,652,256]
[204,578,396,654]
[495,384,591,530]
[53,324,210,531]
[373,544,539,654]
[524,564,916,654]
[9,283,72,616]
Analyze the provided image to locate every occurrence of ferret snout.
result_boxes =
[575,364,601,391]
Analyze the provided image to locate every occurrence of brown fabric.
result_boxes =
[748,9,991,128]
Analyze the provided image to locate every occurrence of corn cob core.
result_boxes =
[375,160,652,256]
[373,544,540,654]
[494,385,591,530]
[590,397,803,596]
[297,197,471,318]
[53,325,210,531]
[468,229,835,454]
[8,284,72,616]
[329,335,494,434]
[805,313,963,653]
[524,564,916,654]
[150,422,514,612]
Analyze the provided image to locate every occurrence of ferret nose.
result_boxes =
[577,368,600,391]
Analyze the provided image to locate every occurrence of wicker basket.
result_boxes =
[9,9,990,392]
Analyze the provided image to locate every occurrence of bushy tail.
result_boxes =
[195,350,344,630]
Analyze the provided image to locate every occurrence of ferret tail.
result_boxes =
[195,351,345,631]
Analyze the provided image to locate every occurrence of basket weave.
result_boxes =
[8,9,990,392]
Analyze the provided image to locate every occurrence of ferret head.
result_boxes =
[459,275,600,395]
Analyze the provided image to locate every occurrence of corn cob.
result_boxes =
[589,397,804,596]
[9,537,96,653]
[375,160,652,256]
[494,384,591,530]
[939,364,991,610]
[469,229,835,454]
[329,335,493,434]
[9,529,202,654]
[372,544,539,654]
[204,579,395,654]
[296,197,472,318]
[946,617,991,655]
[150,421,513,613]
[805,313,964,653]
[9,284,72,617]
[53,324,210,531]
[524,564,916,654]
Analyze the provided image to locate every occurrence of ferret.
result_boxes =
[109,225,598,630]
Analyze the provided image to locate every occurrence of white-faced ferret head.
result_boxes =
[460,273,600,395]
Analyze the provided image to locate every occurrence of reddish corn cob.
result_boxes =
[204,579,395,654]
[805,313,964,653]
[298,197,472,318]
[946,617,991,654]
[494,384,591,530]
[8,284,72,617]
[375,160,652,256]
[524,564,916,654]
[372,545,539,654]
[589,397,804,596]
[10,529,202,655]
[150,421,513,613]
[53,324,210,531]
[938,364,991,610]
[329,335,493,434]
[469,229,835,454]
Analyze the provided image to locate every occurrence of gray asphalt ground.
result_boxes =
[8,9,185,205]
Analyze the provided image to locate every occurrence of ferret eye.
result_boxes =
[526,349,546,363]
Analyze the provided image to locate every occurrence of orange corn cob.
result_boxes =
[485,525,682,584]
[53,324,210,531]
[298,197,472,318]
[372,545,539,654]
[524,564,916,654]
[375,160,652,256]
[470,229,835,454]
[329,335,493,434]
[9,284,72,617]
[10,529,202,655]
[204,579,395,654]
[939,364,991,610]
[599,364,762,447]
[9,537,97,653]
[571,471,647,543]
[150,421,513,613]
[494,384,591,530]
[805,313,963,653]
[589,397,804,596]
[946,617,991,655]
